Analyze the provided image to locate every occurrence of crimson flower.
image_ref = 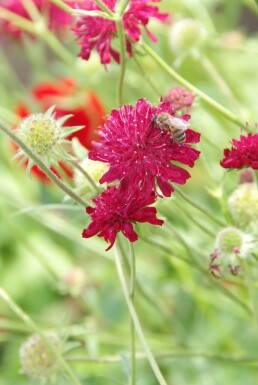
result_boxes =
[82,186,163,250]
[0,0,74,38]
[73,0,169,64]
[13,78,106,182]
[220,133,258,170]
[89,98,200,197]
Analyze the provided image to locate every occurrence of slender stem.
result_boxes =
[114,244,169,385]
[41,29,75,65]
[173,186,226,227]
[128,242,136,385]
[68,159,99,193]
[0,6,36,33]
[0,120,88,207]
[118,0,131,15]
[243,259,258,329]
[133,55,161,97]
[50,0,73,13]
[116,19,126,105]
[93,0,114,16]
[66,350,258,365]
[0,288,82,385]
[139,41,246,128]
[201,55,243,114]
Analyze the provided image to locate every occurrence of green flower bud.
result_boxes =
[18,113,61,157]
[228,183,258,230]
[169,19,206,53]
[19,332,62,383]
[74,158,108,199]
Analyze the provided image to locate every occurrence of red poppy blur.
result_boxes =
[13,78,106,183]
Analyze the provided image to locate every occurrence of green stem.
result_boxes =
[118,0,131,15]
[0,288,82,385]
[0,120,88,207]
[93,0,114,16]
[173,186,226,227]
[114,244,169,385]
[41,29,75,65]
[116,19,126,105]
[128,242,136,385]
[133,55,161,97]
[201,55,243,114]
[66,350,258,365]
[139,41,246,128]
[0,6,36,33]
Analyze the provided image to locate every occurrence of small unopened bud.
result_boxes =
[164,86,195,113]
[60,267,86,296]
[20,332,62,383]
[239,168,256,184]
[216,227,244,255]
[228,183,258,230]
[169,19,206,53]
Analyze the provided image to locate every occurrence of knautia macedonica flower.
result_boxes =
[0,0,74,38]
[163,87,195,114]
[89,98,200,197]
[209,227,254,278]
[82,186,163,250]
[220,132,258,170]
[72,0,168,64]
[15,106,82,175]
[19,332,62,382]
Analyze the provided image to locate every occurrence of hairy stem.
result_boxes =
[116,18,126,105]
[0,120,88,207]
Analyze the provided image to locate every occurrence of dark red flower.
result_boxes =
[89,98,200,197]
[0,0,75,38]
[82,186,163,250]
[220,133,258,170]
[72,0,168,64]
[13,78,106,182]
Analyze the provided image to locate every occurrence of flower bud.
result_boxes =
[18,113,61,158]
[74,157,108,199]
[228,183,258,230]
[163,86,195,113]
[169,19,206,53]
[209,227,254,277]
[60,267,86,296]
[20,332,62,382]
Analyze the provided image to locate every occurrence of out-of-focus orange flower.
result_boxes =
[13,78,106,183]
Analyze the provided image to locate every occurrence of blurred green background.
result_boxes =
[1,0,258,384]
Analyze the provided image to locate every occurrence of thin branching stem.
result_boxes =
[117,19,126,105]
[140,41,246,128]
[114,244,169,385]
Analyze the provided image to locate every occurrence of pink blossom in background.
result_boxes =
[221,133,258,170]
[89,98,200,197]
[73,0,169,64]
[164,87,195,114]
[82,186,163,250]
[0,0,75,37]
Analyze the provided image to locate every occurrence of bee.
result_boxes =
[153,112,189,145]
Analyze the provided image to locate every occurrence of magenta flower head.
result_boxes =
[220,133,258,170]
[72,0,169,64]
[89,98,200,197]
[82,186,163,250]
